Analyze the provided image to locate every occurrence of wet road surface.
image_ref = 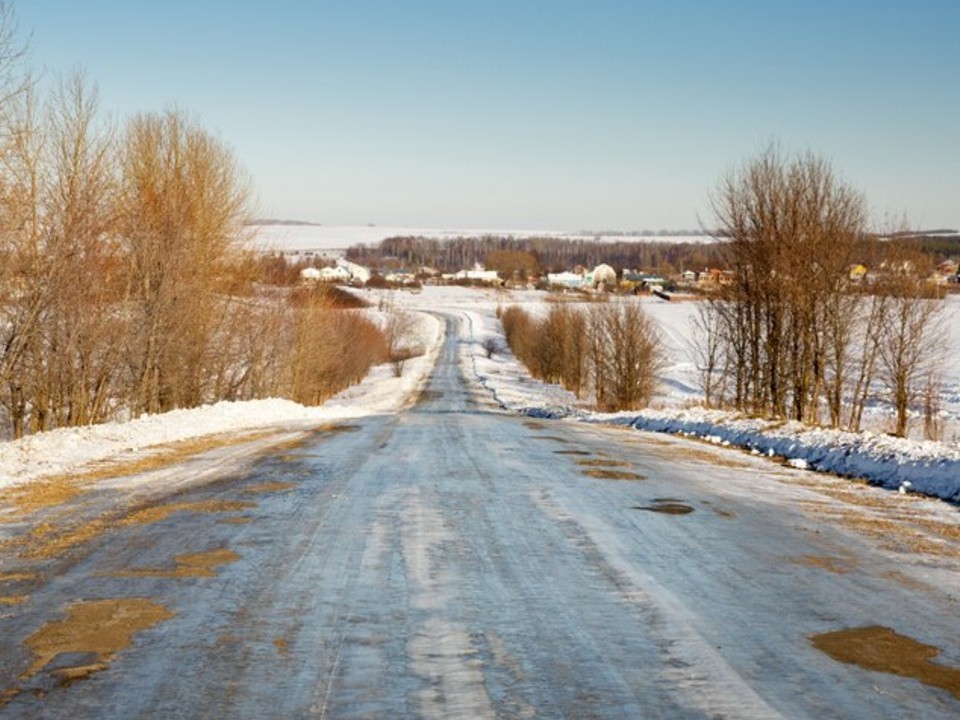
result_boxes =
[2,316,960,718]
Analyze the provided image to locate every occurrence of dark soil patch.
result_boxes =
[634,499,694,515]
[582,469,645,481]
[577,459,631,468]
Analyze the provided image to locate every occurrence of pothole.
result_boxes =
[634,499,694,515]
[21,598,175,681]
[109,548,240,579]
[811,626,960,699]
[554,450,591,456]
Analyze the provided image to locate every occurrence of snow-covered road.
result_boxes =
[1,315,959,718]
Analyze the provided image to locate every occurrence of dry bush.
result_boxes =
[283,289,387,405]
[589,303,665,411]
[500,301,663,411]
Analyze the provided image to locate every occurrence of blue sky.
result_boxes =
[17,1,960,230]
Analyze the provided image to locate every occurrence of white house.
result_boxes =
[337,259,371,284]
[546,271,584,288]
[587,263,616,287]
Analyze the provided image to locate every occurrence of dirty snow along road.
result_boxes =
[1,315,959,718]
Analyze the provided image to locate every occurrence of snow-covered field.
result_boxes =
[2,280,958,504]
[398,286,960,502]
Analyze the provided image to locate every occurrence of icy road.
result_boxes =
[2,316,959,718]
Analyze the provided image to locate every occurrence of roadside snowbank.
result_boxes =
[599,409,960,503]
[0,311,442,490]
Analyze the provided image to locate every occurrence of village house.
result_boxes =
[299,259,372,285]
[621,271,666,293]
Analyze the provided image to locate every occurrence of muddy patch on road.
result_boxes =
[577,459,631,468]
[0,432,278,521]
[582,468,645,481]
[18,500,256,561]
[320,424,361,435]
[811,625,960,699]
[21,598,175,681]
[633,499,694,515]
[243,481,295,494]
[121,500,256,527]
[785,554,856,574]
[110,548,240,579]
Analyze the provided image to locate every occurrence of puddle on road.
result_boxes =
[22,598,175,681]
[554,449,591,456]
[582,468,645,481]
[219,516,254,525]
[110,548,240,579]
[243,481,295,494]
[811,626,960,700]
[577,459,631,468]
[785,554,855,574]
[634,500,694,515]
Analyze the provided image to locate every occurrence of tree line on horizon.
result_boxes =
[344,229,959,281]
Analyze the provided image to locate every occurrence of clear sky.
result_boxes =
[16,1,960,231]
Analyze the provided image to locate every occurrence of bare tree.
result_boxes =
[384,305,420,377]
[706,145,866,422]
[119,108,252,415]
[875,248,945,437]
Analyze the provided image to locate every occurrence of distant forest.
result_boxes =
[344,233,960,275]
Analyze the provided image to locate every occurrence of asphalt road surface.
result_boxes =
[2,316,959,719]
